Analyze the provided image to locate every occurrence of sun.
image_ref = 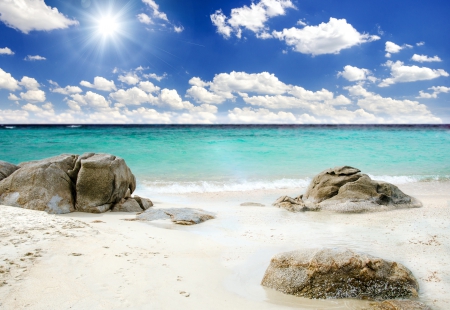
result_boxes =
[97,16,119,36]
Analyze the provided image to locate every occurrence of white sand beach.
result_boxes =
[0,182,449,310]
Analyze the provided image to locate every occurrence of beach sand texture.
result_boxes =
[0,182,449,309]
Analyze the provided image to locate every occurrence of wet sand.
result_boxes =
[0,181,449,309]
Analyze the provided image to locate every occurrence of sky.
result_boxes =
[0,0,450,124]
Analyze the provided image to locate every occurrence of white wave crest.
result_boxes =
[139,178,311,194]
[367,174,418,184]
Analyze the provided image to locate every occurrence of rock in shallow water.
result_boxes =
[137,208,215,225]
[261,248,419,300]
[274,166,422,213]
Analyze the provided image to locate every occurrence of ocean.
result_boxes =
[1,125,449,194]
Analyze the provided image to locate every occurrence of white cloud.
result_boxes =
[20,89,46,102]
[8,93,20,101]
[411,54,442,63]
[118,72,140,85]
[338,65,375,82]
[0,0,78,34]
[110,87,154,106]
[228,107,297,123]
[142,0,168,21]
[24,55,46,61]
[122,107,172,124]
[0,68,20,91]
[186,86,227,104]
[157,88,193,110]
[384,41,412,58]
[0,109,29,123]
[51,85,83,95]
[296,19,307,26]
[174,25,184,33]
[137,13,152,25]
[19,76,40,90]
[80,76,116,91]
[379,60,449,87]
[211,0,296,38]
[0,47,14,55]
[417,86,450,99]
[272,18,380,55]
[138,81,160,93]
[69,91,110,109]
[346,84,440,122]
[143,72,167,81]
[416,41,425,46]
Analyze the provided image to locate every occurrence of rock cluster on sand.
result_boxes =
[137,208,215,225]
[274,166,422,213]
[0,153,152,214]
[261,248,419,300]
[370,300,431,310]
[0,160,19,182]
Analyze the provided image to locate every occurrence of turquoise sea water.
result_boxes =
[1,125,449,193]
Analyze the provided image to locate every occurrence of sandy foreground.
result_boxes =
[0,182,449,310]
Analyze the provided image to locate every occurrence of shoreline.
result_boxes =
[0,181,449,309]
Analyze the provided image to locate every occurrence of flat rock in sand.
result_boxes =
[137,208,215,225]
[240,202,265,207]
[261,248,419,300]
[370,300,431,310]
[112,198,143,212]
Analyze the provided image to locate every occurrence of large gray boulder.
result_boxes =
[0,154,77,214]
[274,166,421,213]
[261,248,419,300]
[71,153,136,213]
[0,160,19,182]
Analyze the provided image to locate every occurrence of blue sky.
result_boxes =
[0,0,449,124]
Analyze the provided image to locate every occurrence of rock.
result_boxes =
[261,248,419,300]
[73,153,136,213]
[273,195,319,212]
[303,166,362,204]
[370,300,431,310]
[240,202,265,207]
[137,208,215,225]
[0,154,77,214]
[0,160,19,181]
[274,166,421,213]
[133,195,153,210]
[112,198,142,212]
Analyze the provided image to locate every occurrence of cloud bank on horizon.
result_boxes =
[0,0,449,124]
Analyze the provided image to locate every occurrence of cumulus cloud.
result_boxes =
[0,0,78,34]
[384,41,412,58]
[138,81,160,93]
[211,0,296,38]
[0,47,14,55]
[379,60,449,87]
[346,84,440,122]
[8,93,20,101]
[20,89,46,102]
[157,88,193,110]
[110,87,154,106]
[80,76,116,91]
[0,68,20,91]
[417,86,450,99]
[228,107,297,123]
[19,76,40,90]
[118,72,140,85]
[411,54,442,63]
[272,18,380,55]
[143,72,167,81]
[67,91,110,110]
[24,55,46,61]
[51,85,83,95]
[338,65,376,82]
